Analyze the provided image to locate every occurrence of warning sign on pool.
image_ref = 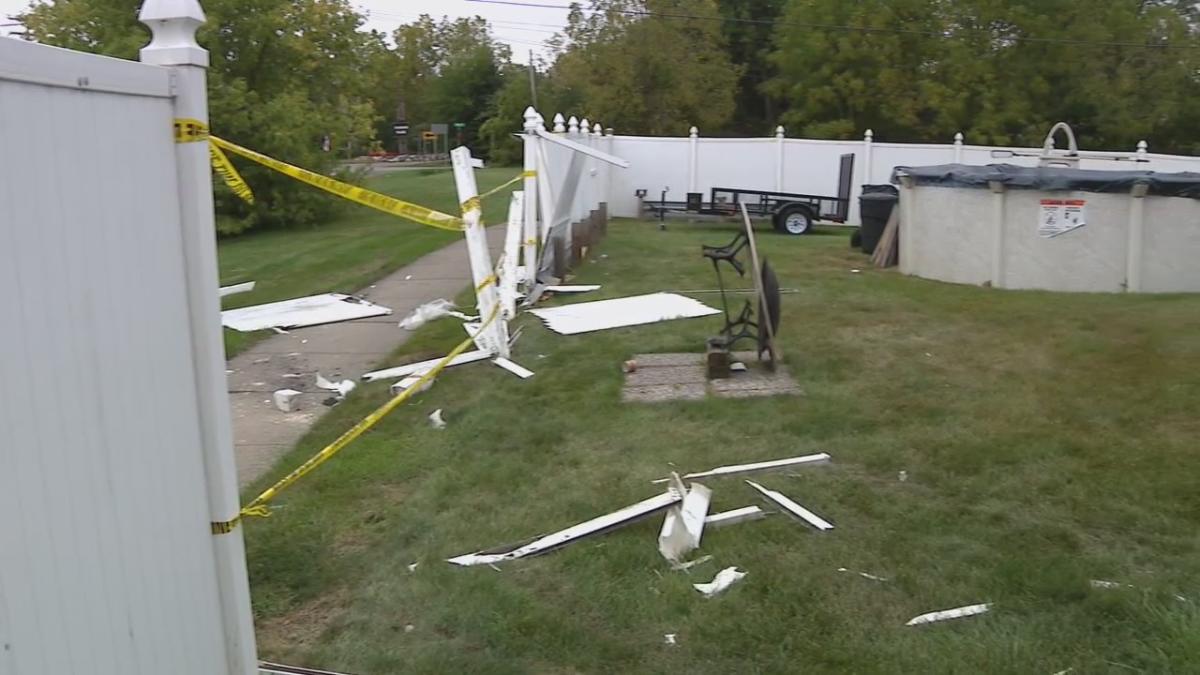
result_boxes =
[1037,198,1087,238]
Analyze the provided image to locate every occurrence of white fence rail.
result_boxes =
[521,111,1200,225]
[0,2,256,674]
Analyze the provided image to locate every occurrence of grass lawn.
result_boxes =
[217,167,523,357]
[242,220,1200,674]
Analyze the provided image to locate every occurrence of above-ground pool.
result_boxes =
[894,164,1200,293]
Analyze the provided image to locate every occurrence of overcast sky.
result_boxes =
[0,0,572,63]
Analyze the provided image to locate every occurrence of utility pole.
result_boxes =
[527,50,538,108]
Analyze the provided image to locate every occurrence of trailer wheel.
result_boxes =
[774,204,814,235]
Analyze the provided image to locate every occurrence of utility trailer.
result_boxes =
[644,153,855,235]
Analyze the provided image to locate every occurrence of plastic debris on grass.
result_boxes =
[429,409,447,430]
[905,603,991,626]
[693,567,746,598]
[398,298,472,330]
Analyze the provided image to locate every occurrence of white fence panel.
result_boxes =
[0,9,254,674]
[609,135,689,217]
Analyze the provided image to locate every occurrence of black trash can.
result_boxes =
[858,185,899,254]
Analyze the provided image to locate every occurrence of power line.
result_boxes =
[465,0,1200,50]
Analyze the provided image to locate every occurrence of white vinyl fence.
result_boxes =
[0,2,256,674]
[522,109,1200,225]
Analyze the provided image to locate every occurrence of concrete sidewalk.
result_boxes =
[226,227,505,487]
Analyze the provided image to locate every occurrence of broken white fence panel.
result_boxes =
[652,453,831,483]
[658,481,712,563]
[693,566,746,598]
[218,280,255,297]
[390,374,435,396]
[905,603,991,626]
[500,191,525,319]
[221,293,391,332]
[545,285,601,293]
[492,357,534,379]
[362,349,493,382]
[451,146,509,357]
[429,409,447,430]
[745,480,834,531]
[528,292,720,335]
[704,505,766,529]
[535,127,631,167]
[447,490,683,567]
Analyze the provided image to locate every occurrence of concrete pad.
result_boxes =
[625,364,708,387]
[631,353,701,367]
[622,383,707,403]
[621,352,802,403]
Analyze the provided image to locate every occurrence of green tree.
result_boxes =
[549,0,741,135]
[21,0,382,234]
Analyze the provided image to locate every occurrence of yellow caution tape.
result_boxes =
[174,118,209,143]
[219,303,502,530]
[460,170,535,215]
[209,142,255,204]
[475,274,497,292]
[209,135,464,232]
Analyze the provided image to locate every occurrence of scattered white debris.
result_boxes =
[218,280,256,297]
[745,480,834,531]
[404,624,415,633]
[704,506,766,529]
[850,269,861,273]
[315,373,356,399]
[404,275,413,280]
[838,567,889,582]
[729,361,748,372]
[658,478,712,564]
[272,389,302,413]
[652,453,831,484]
[528,292,720,335]
[222,293,391,332]
[1051,669,1074,675]
[905,603,991,626]
[270,326,290,335]
[493,357,534,379]
[693,566,746,598]
[225,369,234,374]
[545,285,601,293]
[429,409,446,430]
[663,633,677,646]
[398,298,471,330]
[622,359,638,373]
[1090,580,1123,589]
[408,562,419,573]
[447,490,684,567]
[898,470,908,482]
[363,349,493,382]
[259,661,354,675]
[924,352,933,358]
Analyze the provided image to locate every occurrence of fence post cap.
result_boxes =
[775,125,785,138]
[864,129,874,140]
[689,126,699,138]
[1137,140,1148,152]
[593,123,603,134]
[525,104,544,130]
[138,0,207,66]
[567,116,579,134]
[580,117,590,135]
[553,113,566,132]
[605,127,614,136]
[954,131,964,143]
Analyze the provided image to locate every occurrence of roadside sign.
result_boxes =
[392,122,409,136]
[430,123,449,135]
[421,131,437,141]
[453,122,465,129]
